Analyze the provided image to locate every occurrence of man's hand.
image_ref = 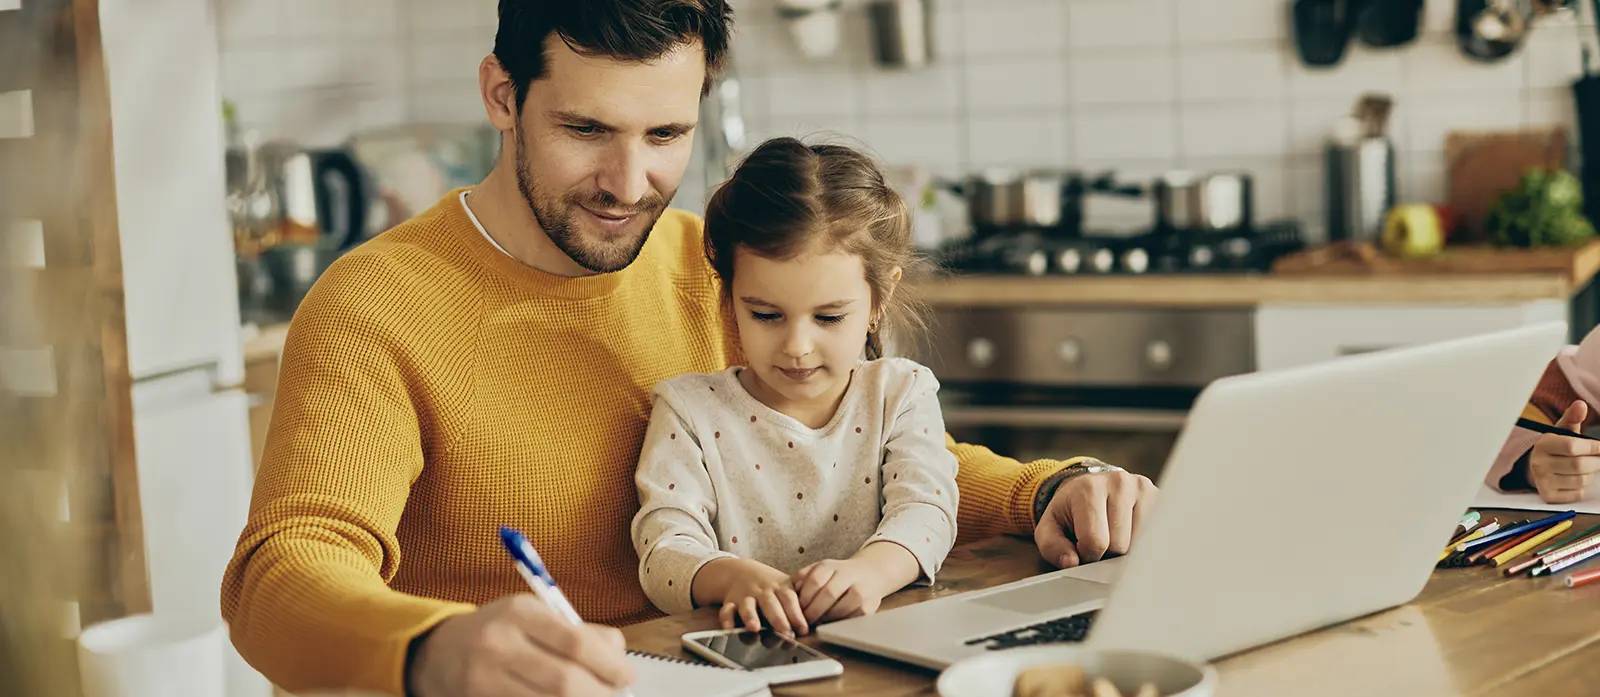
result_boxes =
[1035,469,1158,568]
[407,595,634,697]
[1530,401,1600,504]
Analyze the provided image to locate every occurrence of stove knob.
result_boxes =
[1058,338,1083,367]
[1026,250,1048,276]
[1122,248,1149,274]
[1091,248,1115,273]
[1145,340,1174,370]
[967,337,996,369]
[1057,248,1082,274]
[1190,245,1215,269]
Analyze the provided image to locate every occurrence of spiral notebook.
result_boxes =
[626,650,772,697]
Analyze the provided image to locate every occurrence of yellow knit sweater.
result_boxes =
[220,189,1077,695]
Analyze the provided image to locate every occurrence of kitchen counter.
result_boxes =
[241,322,290,363]
[912,272,1595,308]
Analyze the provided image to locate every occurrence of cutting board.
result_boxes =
[1271,239,1600,283]
[1444,127,1568,244]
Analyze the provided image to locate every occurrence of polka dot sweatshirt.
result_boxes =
[631,358,960,614]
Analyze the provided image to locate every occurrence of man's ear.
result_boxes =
[479,55,519,133]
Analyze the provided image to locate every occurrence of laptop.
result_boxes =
[817,322,1567,668]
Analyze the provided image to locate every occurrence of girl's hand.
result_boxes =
[717,559,810,636]
[791,558,892,625]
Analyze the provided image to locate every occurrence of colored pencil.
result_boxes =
[1440,524,1498,563]
[1542,542,1600,575]
[1494,521,1573,567]
[1471,522,1538,564]
[1564,567,1600,588]
[1538,530,1600,567]
[1534,523,1600,557]
[1458,511,1577,552]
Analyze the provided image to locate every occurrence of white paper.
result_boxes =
[78,615,227,697]
[1472,481,1600,515]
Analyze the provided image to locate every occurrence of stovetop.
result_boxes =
[930,219,1306,277]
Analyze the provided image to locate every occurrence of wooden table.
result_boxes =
[622,510,1600,696]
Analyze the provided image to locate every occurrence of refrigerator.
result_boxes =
[100,1,270,696]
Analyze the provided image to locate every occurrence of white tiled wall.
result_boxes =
[215,0,1593,236]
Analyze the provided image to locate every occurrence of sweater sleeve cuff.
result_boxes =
[868,505,956,585]
[640,539,735,615]
[1020,457,1093,530]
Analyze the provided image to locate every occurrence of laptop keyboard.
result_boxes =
[963,610,1100,650]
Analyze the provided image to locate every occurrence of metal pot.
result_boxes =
[867,0,934,69]
[944,168,1074,231]
[1152,171,1253,232]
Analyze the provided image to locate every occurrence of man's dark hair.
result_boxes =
[493,0,733,111]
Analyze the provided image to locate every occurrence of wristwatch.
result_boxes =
[1032,458,1126,526]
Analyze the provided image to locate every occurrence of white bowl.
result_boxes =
[937,645,1218,697]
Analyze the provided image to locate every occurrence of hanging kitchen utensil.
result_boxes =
[1293,0,1359,67]
[1326,93,1399,244]
[1355,0,1425,48]
[1457,0,1531,62]
[867,0,934,69]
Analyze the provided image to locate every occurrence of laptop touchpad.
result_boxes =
[968,576,1109,615]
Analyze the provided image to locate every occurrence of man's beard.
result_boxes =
[513,125,670,274]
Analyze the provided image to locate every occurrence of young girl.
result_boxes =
[630,137,959,636]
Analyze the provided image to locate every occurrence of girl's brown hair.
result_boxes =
[703,136,926,360]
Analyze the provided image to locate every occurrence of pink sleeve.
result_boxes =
[1485,325,1600,491]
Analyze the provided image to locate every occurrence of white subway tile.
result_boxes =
[343,44,410,96]
[965,113,1070,168]
[1070,50,1176,106]
[409,86,487,126]
[281,47,344,92]
[1289,98,1411,156]
[1068,0,1175,51]
[1073,107,1179,161]
[0,0,20,11]
[731,15,787,70]
[1422,0,1456,36]
[1179,103,1290,158]
[1523,29,1586,90]
[1407,94,1524,154]
[358,95,411,132]
[764,70,861,118]
[932,0,965,59]
[963,1,1067,57]
[1287,45,1404,100]
[0,90,34,140]
[1176,0,1286,46]
[1286,157,1325,214]
[1403,37,1526,94]
[6,219,46,269]
[1526,88,1578,137]
[1398,151,1448,203]
[408,0,494,34]
[218,0,282,46]
[758,114,866,144]
[280,0,342,39]
[410,41,481,88]
[859,117,962,169]
[863,65,962,117]
[0,347,56,397]
[220,49,282,97]
[1176,46,1289,103]
[344,0,401,39]
[964,58,1067,112]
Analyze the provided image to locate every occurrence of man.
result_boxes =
[220,2,1158,696]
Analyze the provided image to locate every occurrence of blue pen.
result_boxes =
[500,527,585,624]
[499,527,637,697]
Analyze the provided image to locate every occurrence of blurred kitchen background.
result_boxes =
[6,1,1600,696]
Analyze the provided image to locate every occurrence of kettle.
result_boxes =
[240,141,374,250]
